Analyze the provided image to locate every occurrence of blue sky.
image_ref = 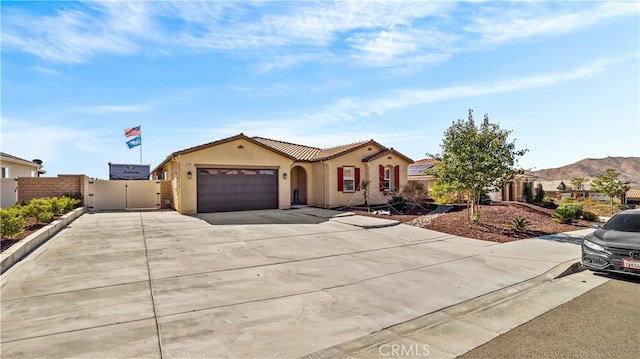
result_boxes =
[2,1,638,179]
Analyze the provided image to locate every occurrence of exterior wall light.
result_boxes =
[187,171,192,179]
[283,173,288,180]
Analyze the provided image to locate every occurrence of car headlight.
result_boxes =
[583,239,607,252]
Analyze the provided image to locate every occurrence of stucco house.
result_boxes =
[151,133,413,214]
[407,158,537,202]
[534,179,612,201]
[1,152,44,208]
[1,152,44,178]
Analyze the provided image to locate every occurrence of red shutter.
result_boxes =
[379,165,385,192]
[337,167,344,192]
[355,167,361,191]
[394,165,400,192]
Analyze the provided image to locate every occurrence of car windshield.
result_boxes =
[602,213,640,233]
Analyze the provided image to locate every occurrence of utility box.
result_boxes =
[108,163,150,180]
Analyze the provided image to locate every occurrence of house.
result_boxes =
[534,179,610,201]
[407,158,537,202]
[626,189,640,207]
[1,152,44,178]
[151,133,413,214]
[1,152,45,208]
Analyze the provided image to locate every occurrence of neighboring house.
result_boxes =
[151,133,413,214]
[1,152,44,208]
[626,189,640,207]
[534,179,610,201]
[407,158,438,195]
[407,158,537,202]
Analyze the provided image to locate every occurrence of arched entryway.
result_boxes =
[290,166,307,205]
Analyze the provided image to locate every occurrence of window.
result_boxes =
[384,168,391,191]
[343,166,355,192]
[1,167,9,178]
[379,164,400,192]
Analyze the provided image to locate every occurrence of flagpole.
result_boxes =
[140,127,143,164]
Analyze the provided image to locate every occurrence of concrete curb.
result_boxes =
[1,207,85,274]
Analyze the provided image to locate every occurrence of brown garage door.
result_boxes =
[197,168,278,212]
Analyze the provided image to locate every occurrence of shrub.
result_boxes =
[26,198,54,223]
[617,204,629,210]
[388,195,407,213]
[50,197,66,216]
[429,182,458,204]
[62,193,83,207]
[534,184,545,202]
[401,181,427,202]
[582,211,599,222]
[523,183,533,203]
[552,203,583,224]
[510,217,531,231]
[60,195,81,211]
[478,188,492,205]
[0,208,25,239]
[541,197,555,208]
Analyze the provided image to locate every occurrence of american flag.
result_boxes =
[124,126,141,137]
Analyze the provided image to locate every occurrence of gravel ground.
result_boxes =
[405,205,453,227]
[355,202,592,243]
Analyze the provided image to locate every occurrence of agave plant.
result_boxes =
[510,217,531,231]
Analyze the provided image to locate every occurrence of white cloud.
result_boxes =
[467,2,639,43]
[347,28,454,67]
[206,55,631,139]
[2,1,636,70]
[1,1,157,63]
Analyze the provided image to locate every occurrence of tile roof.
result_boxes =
[412,158,438,166]
[153,133,412,172]
[362,147,413,163]
[311,140,376,161]
[627,189,640,199]
[252,137,320,161]
[255,137,397,162]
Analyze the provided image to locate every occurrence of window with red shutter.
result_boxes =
[394,165,400,192]
[340,166,356,192]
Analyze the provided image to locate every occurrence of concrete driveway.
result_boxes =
[1,208,588,358]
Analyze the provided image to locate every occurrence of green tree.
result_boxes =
[429,109,528,222]
[590,168,630,213]
[569,177,588,199]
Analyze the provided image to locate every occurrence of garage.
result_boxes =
[197,168,278,212]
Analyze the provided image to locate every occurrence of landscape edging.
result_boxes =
[0,207,85,274]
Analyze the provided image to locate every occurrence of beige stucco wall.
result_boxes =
[322,145,411,208]
[0,158,40,178]
[158,138,295,214]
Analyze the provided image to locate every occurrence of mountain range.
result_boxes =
[531,157,640,188]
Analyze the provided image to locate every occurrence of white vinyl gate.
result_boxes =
[88,180,161,211]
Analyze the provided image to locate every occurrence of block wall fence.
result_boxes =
[17,175,86,202]
[17,175,173,210]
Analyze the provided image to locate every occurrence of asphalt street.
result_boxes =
[459,274,640,359]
